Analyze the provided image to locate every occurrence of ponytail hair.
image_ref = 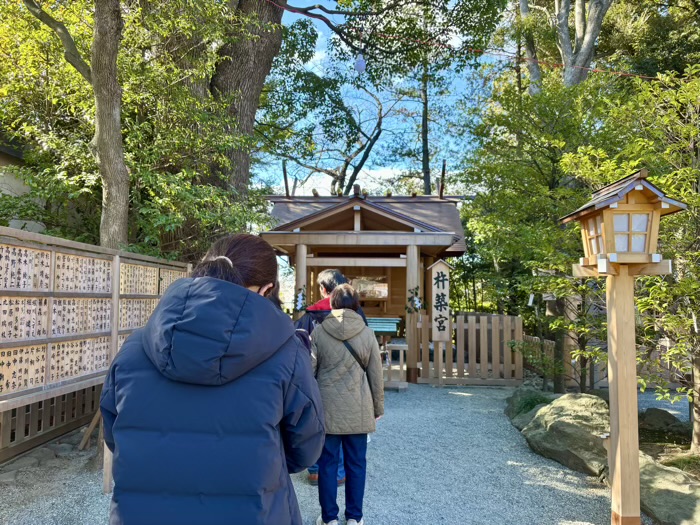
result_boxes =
[191,234,278,294]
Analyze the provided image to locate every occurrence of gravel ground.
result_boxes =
[0,385,655,525]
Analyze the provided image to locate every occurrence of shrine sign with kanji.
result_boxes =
[429,260,453,342]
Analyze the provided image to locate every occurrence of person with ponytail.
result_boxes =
[100,234,325,525]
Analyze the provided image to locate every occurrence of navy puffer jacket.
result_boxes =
[100,277,325,525]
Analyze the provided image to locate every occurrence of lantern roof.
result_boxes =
[560,169,687,224]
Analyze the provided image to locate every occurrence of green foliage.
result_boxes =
[599,0,700,77]
[564,67,700,402]
[0,0,268,259]
[455,70,622,326]
[508,382,553,415]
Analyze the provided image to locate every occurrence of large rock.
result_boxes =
[588,389,610,405]
[504,387,557,419]
[522,393,609,476]
[639,408,683,431]
[639,452,700,525]
[512,404,548,431]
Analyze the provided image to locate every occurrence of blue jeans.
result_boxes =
[308,446,345,480]
[318,434,367,523]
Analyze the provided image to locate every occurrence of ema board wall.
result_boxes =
[0,227,188,460]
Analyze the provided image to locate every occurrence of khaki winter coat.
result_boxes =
[311,309,385,435]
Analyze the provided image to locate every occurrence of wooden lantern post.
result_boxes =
[561,169,686,525]
[428,260,453,386]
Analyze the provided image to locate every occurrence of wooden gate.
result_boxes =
[414,312,524,386]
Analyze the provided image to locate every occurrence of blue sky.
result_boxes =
[254,1,495,197]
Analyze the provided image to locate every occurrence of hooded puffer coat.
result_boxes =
[311,309,384,435]
[100,277,325,525]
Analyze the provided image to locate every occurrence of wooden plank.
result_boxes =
[606,266,641,520]
[260,231,456,247]
[79,410,101,451]
[480,316,489,379]
[294,245,307,320]
[44,249,56,391]
[0,226,188,268]
[0,331,113,351]
[421,312,430,378]
[0,375,106,413]
[0,410,12,448]
[503,316,512,379]
[445,318,454,378]
[14,406,26,444]
[468,316,477,378]
[628,260,672,276]
[492,316,500,380]
[76,389,84,417]
[456,316,465,378]
[0,291,113,299]
[84,387,94,413]
[29,401,40,438]
[406,246,420,379]
[417,377,523,387]
[436,342,444,387]
[66,393,76,423]
[306,257,406,268]
[103,430,113,493]
[514,317,524,380]
[0,411,93,463]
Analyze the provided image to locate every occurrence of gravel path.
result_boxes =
[0,385,654,525]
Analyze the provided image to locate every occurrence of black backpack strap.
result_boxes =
[343,340,374,400]
[342,340,367,372]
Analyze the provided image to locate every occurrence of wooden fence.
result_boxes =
[410,311,524,386]
[0,227,188,462]
[522,334,609,389]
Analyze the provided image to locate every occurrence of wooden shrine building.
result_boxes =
[261,190,466,382]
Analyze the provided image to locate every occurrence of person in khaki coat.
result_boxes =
[311,284,384,525]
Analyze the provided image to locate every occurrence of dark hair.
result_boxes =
[191,234,280,305]
[330,284,360,311]
[317,269,348,295]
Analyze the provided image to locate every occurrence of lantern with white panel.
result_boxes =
[560,169,686,525]
[563,169,685,277]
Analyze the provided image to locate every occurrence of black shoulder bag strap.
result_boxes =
[343,340,374,399]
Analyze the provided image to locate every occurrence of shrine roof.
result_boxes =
[266,194,466,256]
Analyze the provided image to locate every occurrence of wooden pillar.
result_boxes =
[295,244,307,320]
[406,245,420,383]
[606,265,641,525]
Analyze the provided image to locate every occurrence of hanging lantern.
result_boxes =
[354,53,366,74]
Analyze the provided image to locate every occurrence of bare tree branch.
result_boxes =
[574,0,586,55]
[22,0,92,84]
[555,0,574,67]
[519,0,542,95]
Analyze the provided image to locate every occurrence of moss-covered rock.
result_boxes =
[522,394,609,476]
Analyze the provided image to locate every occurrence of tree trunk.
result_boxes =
[421,61,431,195]
[93,0,130,249]
[546,297,567,393]
[579,354,588,393]
[692,355,700,454]
[560,0,614,87]
[518,0,542,95]
[211,0,286,194]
